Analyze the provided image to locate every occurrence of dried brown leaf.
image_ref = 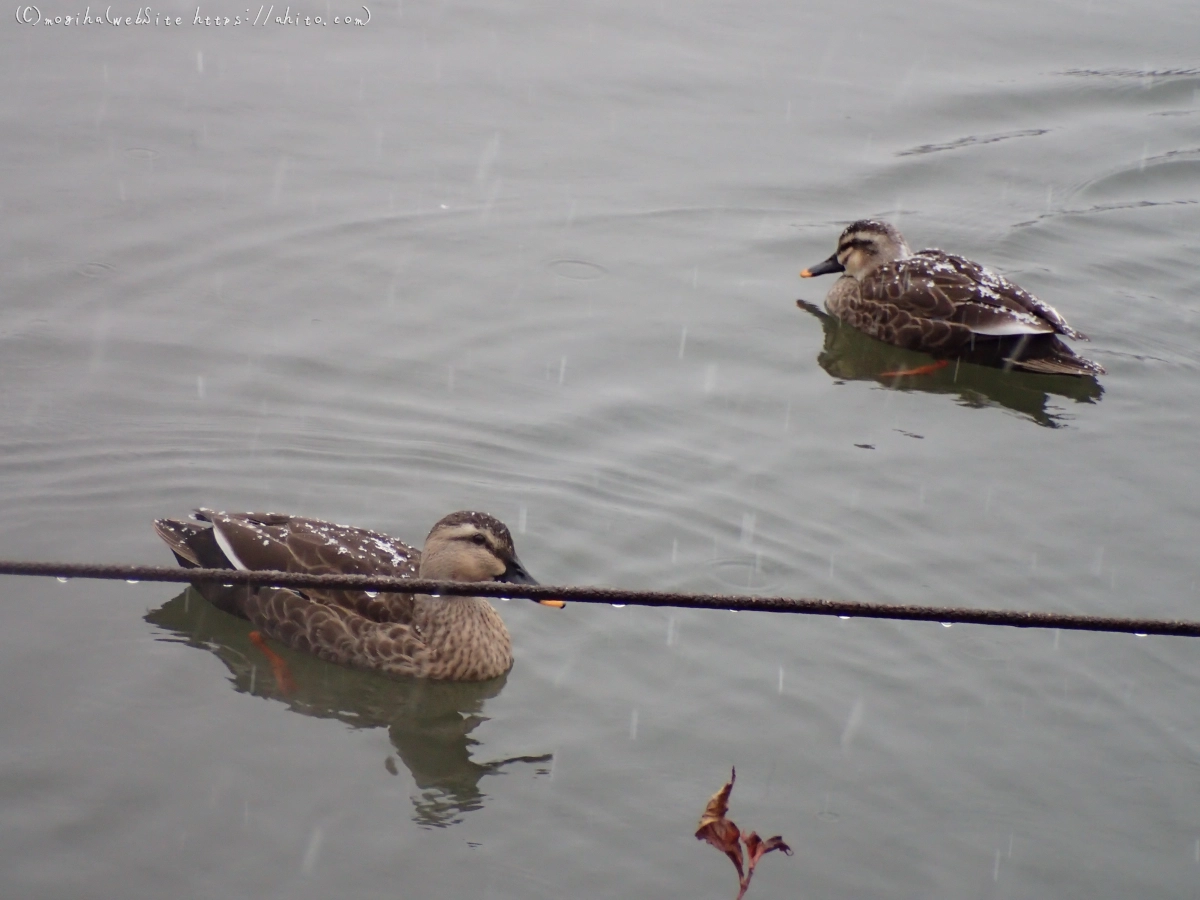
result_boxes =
[694,768,792,900]
[695,768,743,879]
[743,830,794,870]
[696,766,735,829]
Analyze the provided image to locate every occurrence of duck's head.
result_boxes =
[420,510,563,607]
[801,219,912,281]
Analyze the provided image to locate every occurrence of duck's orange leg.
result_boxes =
[879,359,950,378]
[249,631,297,696]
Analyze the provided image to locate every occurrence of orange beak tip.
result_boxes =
[539,599,566,609]
[800,269,813,278]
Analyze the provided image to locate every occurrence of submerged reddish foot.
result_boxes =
[249,630,298,696]
[879,359,950,378]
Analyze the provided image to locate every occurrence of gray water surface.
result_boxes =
[3,1,1200,897]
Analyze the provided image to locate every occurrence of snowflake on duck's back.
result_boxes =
[369,535,416,569]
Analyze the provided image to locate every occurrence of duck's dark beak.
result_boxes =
[801,253,845,278]
[497,556,564,608]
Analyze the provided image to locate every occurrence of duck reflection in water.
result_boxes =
[145,589,552,828]
[796,300,1103,428]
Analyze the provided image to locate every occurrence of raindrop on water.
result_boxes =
[670,538,678,565]
[301,825,324,876]
[678,325,688,360]
[475,132,501,184]
[270,156,289,206]
[739,512,756,548]
[517,505,528,534]
[840,697,864,749]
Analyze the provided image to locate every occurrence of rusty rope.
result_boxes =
[0,558,1195,637]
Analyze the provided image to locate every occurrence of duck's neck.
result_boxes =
[414,592,499,628]
[413,594,513,680]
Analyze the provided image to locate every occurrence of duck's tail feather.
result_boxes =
[153,517,251,617]
[1003,335,1105,377]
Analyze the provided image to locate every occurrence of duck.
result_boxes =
[153,509,562,682]
[800,219,1104,376]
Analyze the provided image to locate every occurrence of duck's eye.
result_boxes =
[470,532,487,546]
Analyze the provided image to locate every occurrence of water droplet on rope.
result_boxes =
[611,603,626,608]
[941,622,952,628]
[126,579,139,584]
[365,591,378,598]
[57,577,70,583]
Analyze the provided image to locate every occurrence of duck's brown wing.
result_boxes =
[912,251,1087,339]
[861,253,1080,340]
[157,510,419,624]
